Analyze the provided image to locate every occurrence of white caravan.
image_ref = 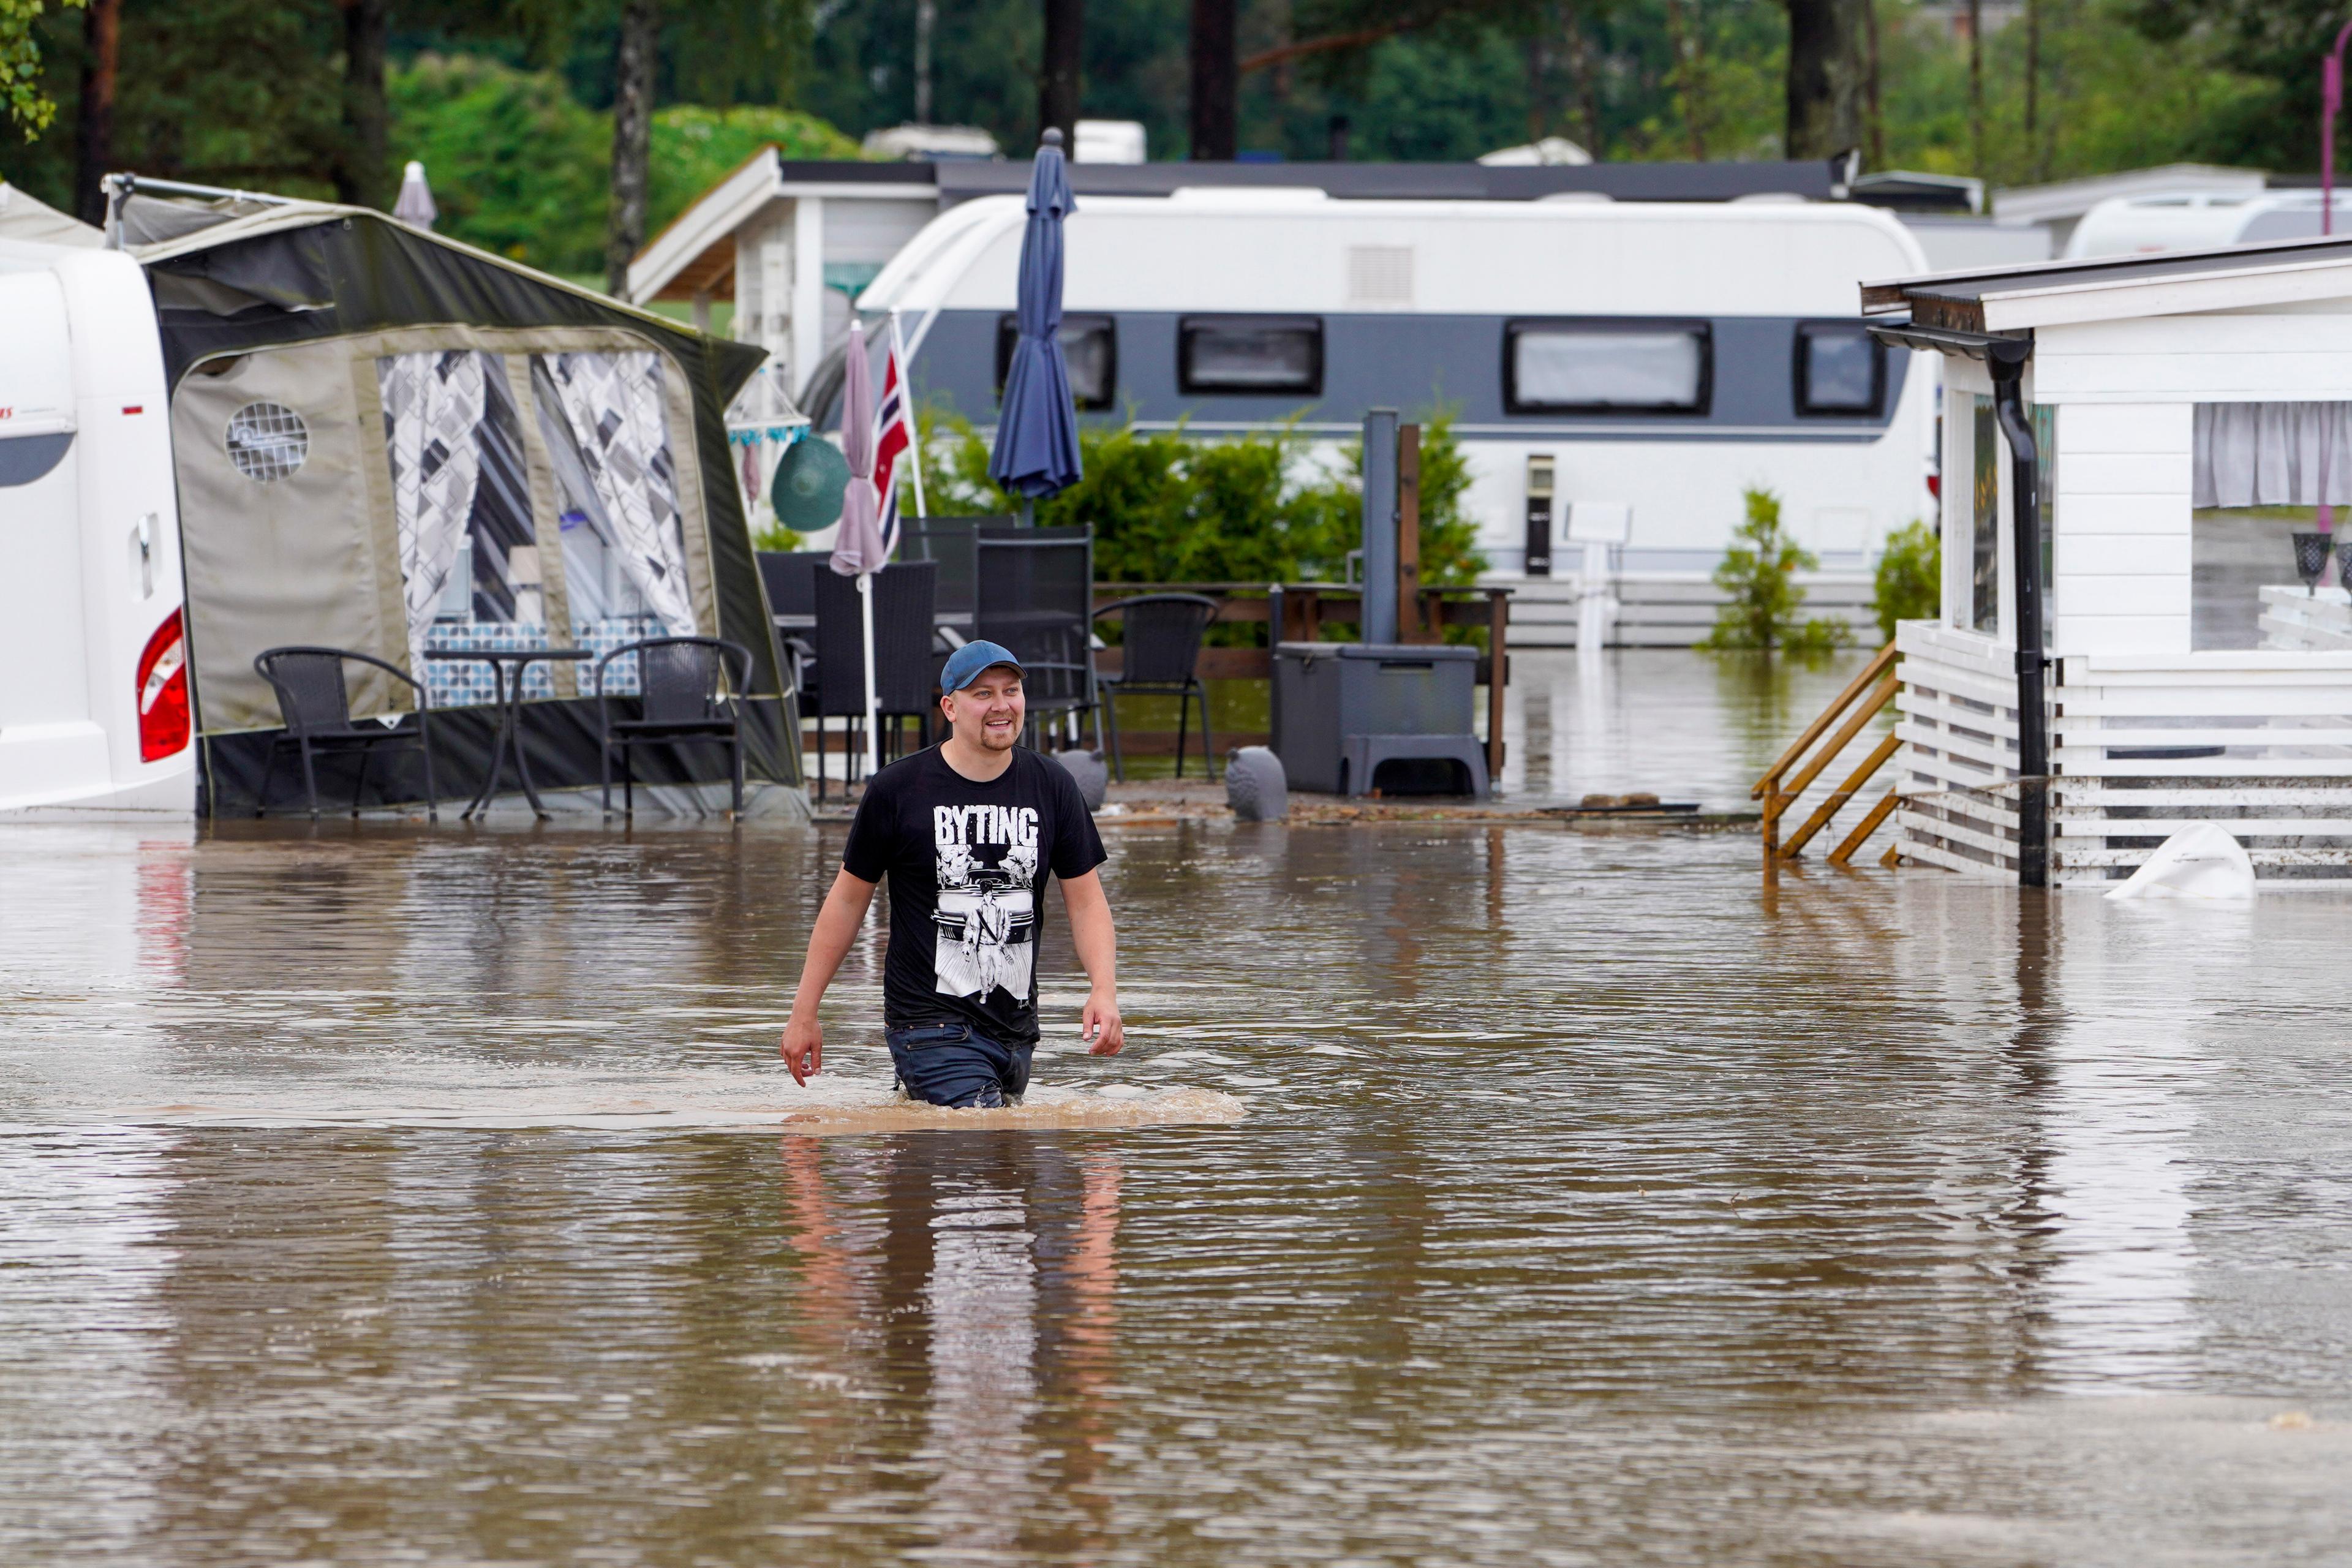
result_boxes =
[0,196,192,814]
[857,189,1934,635]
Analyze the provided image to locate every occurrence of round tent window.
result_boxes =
[225,401,309,483]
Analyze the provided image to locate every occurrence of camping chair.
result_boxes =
[594,636,752,817]
[252,646,440,819]
[1093,593,1219,781]
[976,524,1099,753]
[809,561,938,797]
[756,549,826,696]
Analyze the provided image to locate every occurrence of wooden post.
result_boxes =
[1398,424,1425,642]
[1486,589,1507,782]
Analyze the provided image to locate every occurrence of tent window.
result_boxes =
[378,351,540,707]
[226,401,309,482]
[532,351,695,690]
[2192,401,2352,650]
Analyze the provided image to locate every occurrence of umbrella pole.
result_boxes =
[859,570,881,778]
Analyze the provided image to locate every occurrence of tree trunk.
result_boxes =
[1863,0,1883,169]
[1662,0,1706,159]
[914,0,936,124]
[1565,6,1602,157]
[334,0,389,207]
[2023,0,2039,144]
[1190,0,1237,160]
[1039,0,1084,150]
[1966,0,1985,177]
[1784,0,1865,159]
[73,0,119,225]
[604,0,661,299]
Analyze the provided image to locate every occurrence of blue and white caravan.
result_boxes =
[856,188,1934,645]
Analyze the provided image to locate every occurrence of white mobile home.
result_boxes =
[1864,234,2352,886]
[0,187,192,814]
[856,190,1934,644]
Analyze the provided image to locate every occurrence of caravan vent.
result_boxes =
[225,401,308,483]
[1347,246,1414,309]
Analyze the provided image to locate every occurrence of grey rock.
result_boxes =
[1225,745,1288,821]
[1053,748,1109,812]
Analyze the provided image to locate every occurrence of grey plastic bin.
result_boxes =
[1272,641,1486,797]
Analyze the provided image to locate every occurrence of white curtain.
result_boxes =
[538,350,695,635]
[2194,401,2352,508]
[379,351,487,668]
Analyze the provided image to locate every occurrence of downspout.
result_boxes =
[1988,345,2049,888]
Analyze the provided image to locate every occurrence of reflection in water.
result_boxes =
[3,686,2351,1563]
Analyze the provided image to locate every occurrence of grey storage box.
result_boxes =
[1272,641,1488,797]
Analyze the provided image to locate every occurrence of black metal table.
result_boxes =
[423,647,595,820]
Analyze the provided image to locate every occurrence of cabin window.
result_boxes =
[2034,402,2056,650]
[2191,400,2352,650]
[1971,394,1999,635]
[996,314,1117,410]
[1178,315,1324,396]
[1795,322,1884,416]
[1505,320,1711,415]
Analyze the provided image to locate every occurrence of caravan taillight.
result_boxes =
[136,609,190,762]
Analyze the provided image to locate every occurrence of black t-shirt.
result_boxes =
[841,746,1107,1044]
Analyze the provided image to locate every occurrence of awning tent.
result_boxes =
[111,192,797,814]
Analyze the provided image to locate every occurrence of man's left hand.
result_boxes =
[1081,989,1124,1055]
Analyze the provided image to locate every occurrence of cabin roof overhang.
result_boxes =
[1862,232,2352,332]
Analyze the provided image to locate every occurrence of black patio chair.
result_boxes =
[594,636,753,817]
[809,560,938,798]
[252,646,440,819]
[976,524,1099,752]
[1093,593,1219,781]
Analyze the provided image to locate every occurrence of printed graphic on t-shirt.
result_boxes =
[932,802,1041,1004]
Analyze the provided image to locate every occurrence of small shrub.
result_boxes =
[1699,487,1852,655]
[1870,519,1940,643]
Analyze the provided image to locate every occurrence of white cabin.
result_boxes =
[1864,234,2352,885]
[0,194,192,815]
[858,190,1934,644]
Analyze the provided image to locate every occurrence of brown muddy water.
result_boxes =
[5,656,2350,1566]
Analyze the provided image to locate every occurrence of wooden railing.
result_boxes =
[1751,641,1902,867]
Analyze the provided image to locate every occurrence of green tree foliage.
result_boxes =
[383,55,862,273]
[389,53,607,268]
[1870,518,1940,642]
[648,103,863,222]
[1,0,81,137]
[1700,487,1851,655]
[916,411,1485,590]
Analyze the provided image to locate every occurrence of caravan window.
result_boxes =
[1795,322,1884,415]
[1506,320,1711,414]
[1178,315,1323,396]
[996,314,1117,410]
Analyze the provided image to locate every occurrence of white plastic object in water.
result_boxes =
[2104,823,2256,901]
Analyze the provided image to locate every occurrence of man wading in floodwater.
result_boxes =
[779,641,1123,1106]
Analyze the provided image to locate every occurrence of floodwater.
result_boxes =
[6,654,2350,1566]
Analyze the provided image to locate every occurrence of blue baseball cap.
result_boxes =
[940,639,1026,695]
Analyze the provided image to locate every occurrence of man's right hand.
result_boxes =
[780,1014,823,1085]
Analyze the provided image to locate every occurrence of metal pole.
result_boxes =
[1360,408,1399,646]
[890,307,927,519]
[1989,349,2048,889]
[859,571,880,778]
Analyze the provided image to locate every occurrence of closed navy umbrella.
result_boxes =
[989,128,1083,508]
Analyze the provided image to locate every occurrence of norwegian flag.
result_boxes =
[872,344,912,558]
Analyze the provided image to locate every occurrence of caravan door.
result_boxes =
[0,249,190,813]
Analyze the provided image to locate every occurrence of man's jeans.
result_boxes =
[885,1021,1033,1109]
